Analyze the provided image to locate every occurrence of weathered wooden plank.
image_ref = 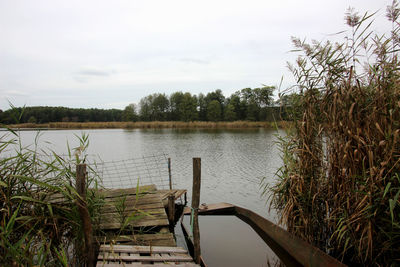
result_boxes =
[134,233,176,247]
[99,218,169,229]
[98,185,157,198]
[101,203,163,213]
[98,253,193,262]
[183,202,235,215]
[105,193,162,202]
[103,198,163,207]
[100,208,166,217]
[96,233,176,247]
[47,185,158,203]
[99,245,187,254]
[99,187,168,230]
[100,211,166,222]
[131,264,199,267]
[96,264,199,267]
[104,197,165,209]
[158,189,187,200]
[100,201,164,213]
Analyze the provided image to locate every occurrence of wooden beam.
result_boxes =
[191,158,201,264]
[183,203,235,215]
[76,164,96,267]
[167,195,175,224]
[168,157,172,190]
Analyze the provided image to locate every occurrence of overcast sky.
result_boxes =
[0,0,392,110]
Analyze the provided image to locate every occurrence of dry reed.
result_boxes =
[266,4,400,265]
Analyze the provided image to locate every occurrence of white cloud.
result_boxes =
[0,0,393,110]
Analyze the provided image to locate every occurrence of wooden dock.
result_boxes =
[74,160,345,267]
[95,184,196,266]
[97,245,199,266]
[96,185,186,246]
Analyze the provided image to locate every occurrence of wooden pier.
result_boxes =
[96,185,186,245]
[72,159,344,267]
[95,184,196,266]
[97,245,199,266]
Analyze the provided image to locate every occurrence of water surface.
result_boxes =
[10,128,284,266]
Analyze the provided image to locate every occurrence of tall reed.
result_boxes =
[265,2,400,265]
[0,129,104,266]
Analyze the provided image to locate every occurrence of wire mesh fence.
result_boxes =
[91,153,172,189]
[1,151,172,190]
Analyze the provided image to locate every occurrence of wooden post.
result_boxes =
[192,158,201,264]
[167,195,175,224]
[168,158,172,190]
[76,164,95,267]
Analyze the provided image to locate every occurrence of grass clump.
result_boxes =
[0,130,104,266]
[265,2,400,265]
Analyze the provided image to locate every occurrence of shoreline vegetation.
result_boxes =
[0,132,104,265]
[0,87,285,125]
[4,120,289,130]
[264,4,400,266]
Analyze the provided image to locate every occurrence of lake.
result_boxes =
[11,128,284,266]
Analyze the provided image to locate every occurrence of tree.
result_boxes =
[179,93,198,121]
[206,100,222,121]
[228,94,245,120]
[224,104,236,121]
[253,86,274,107]
[169,92,184,121]
[232,86,274,121]
[151,93,169,121]
[27,116,37,123]
[139,97,152,121]
[197,93,207,121]
[122,104,138,122]
[245,101,259,121]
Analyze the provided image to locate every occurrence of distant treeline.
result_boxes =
[0,87,293,124]
[0,106,123,124]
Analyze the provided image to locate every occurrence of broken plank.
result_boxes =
[158,189,187,200]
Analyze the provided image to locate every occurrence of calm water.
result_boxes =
[10,128,284,266]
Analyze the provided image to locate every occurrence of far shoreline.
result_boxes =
[3,121,289,130]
